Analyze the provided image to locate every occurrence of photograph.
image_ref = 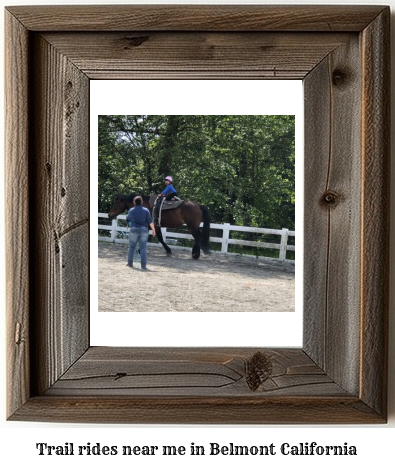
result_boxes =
[97,114,296,313]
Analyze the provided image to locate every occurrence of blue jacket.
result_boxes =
[161,184,177,196]
[127,206,153,228]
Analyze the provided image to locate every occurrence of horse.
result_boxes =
[107,194,210,260]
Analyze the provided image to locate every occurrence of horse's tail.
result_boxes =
[200,205,211,254]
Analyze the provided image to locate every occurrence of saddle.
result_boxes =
[160,199,183,210]
[149,194,183,226]
[149,194,183,211]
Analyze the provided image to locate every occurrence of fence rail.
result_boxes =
[98,213,295,262]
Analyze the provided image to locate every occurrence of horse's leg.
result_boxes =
[190,226,201,260]
[155,226,172,256]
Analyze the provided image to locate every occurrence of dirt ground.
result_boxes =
[98,241,295,312]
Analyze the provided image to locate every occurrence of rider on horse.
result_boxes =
[154,176,178,225]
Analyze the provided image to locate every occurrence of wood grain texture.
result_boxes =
[10,396,383,425]
[5,5,386,32]
[303,56,331,369]
[10,350,383,424]
[42,32,351,80]
[5,5,389,424]
[360,9,390,418]
[5,10,30,418]
[46,347,344,397]
[29,34,90,395]
[304,35,362,395]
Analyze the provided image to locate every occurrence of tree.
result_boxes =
[98,115,295,230]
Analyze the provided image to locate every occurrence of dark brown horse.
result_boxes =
[108,194,210,259]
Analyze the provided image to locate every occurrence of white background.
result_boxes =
[90,79,304,348]
[1,0,394,469]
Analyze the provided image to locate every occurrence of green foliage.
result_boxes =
[98,115,295,230]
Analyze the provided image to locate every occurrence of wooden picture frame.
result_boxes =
[5,5,389,424]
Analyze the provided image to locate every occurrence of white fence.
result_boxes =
[98,213,295,262]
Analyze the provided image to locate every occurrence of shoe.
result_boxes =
[126,263,133,268]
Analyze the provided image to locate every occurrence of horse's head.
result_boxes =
[108,195,128,220]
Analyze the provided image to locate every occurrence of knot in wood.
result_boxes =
[123,35,149,49]
[321,190,340,208]
[332,68,348,87]
[246,351,273,391]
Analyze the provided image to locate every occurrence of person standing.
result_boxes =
[126,196,156,270]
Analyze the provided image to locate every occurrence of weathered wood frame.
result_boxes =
[5,5,389,424]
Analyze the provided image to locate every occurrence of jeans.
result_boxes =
[128,227,149,267]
